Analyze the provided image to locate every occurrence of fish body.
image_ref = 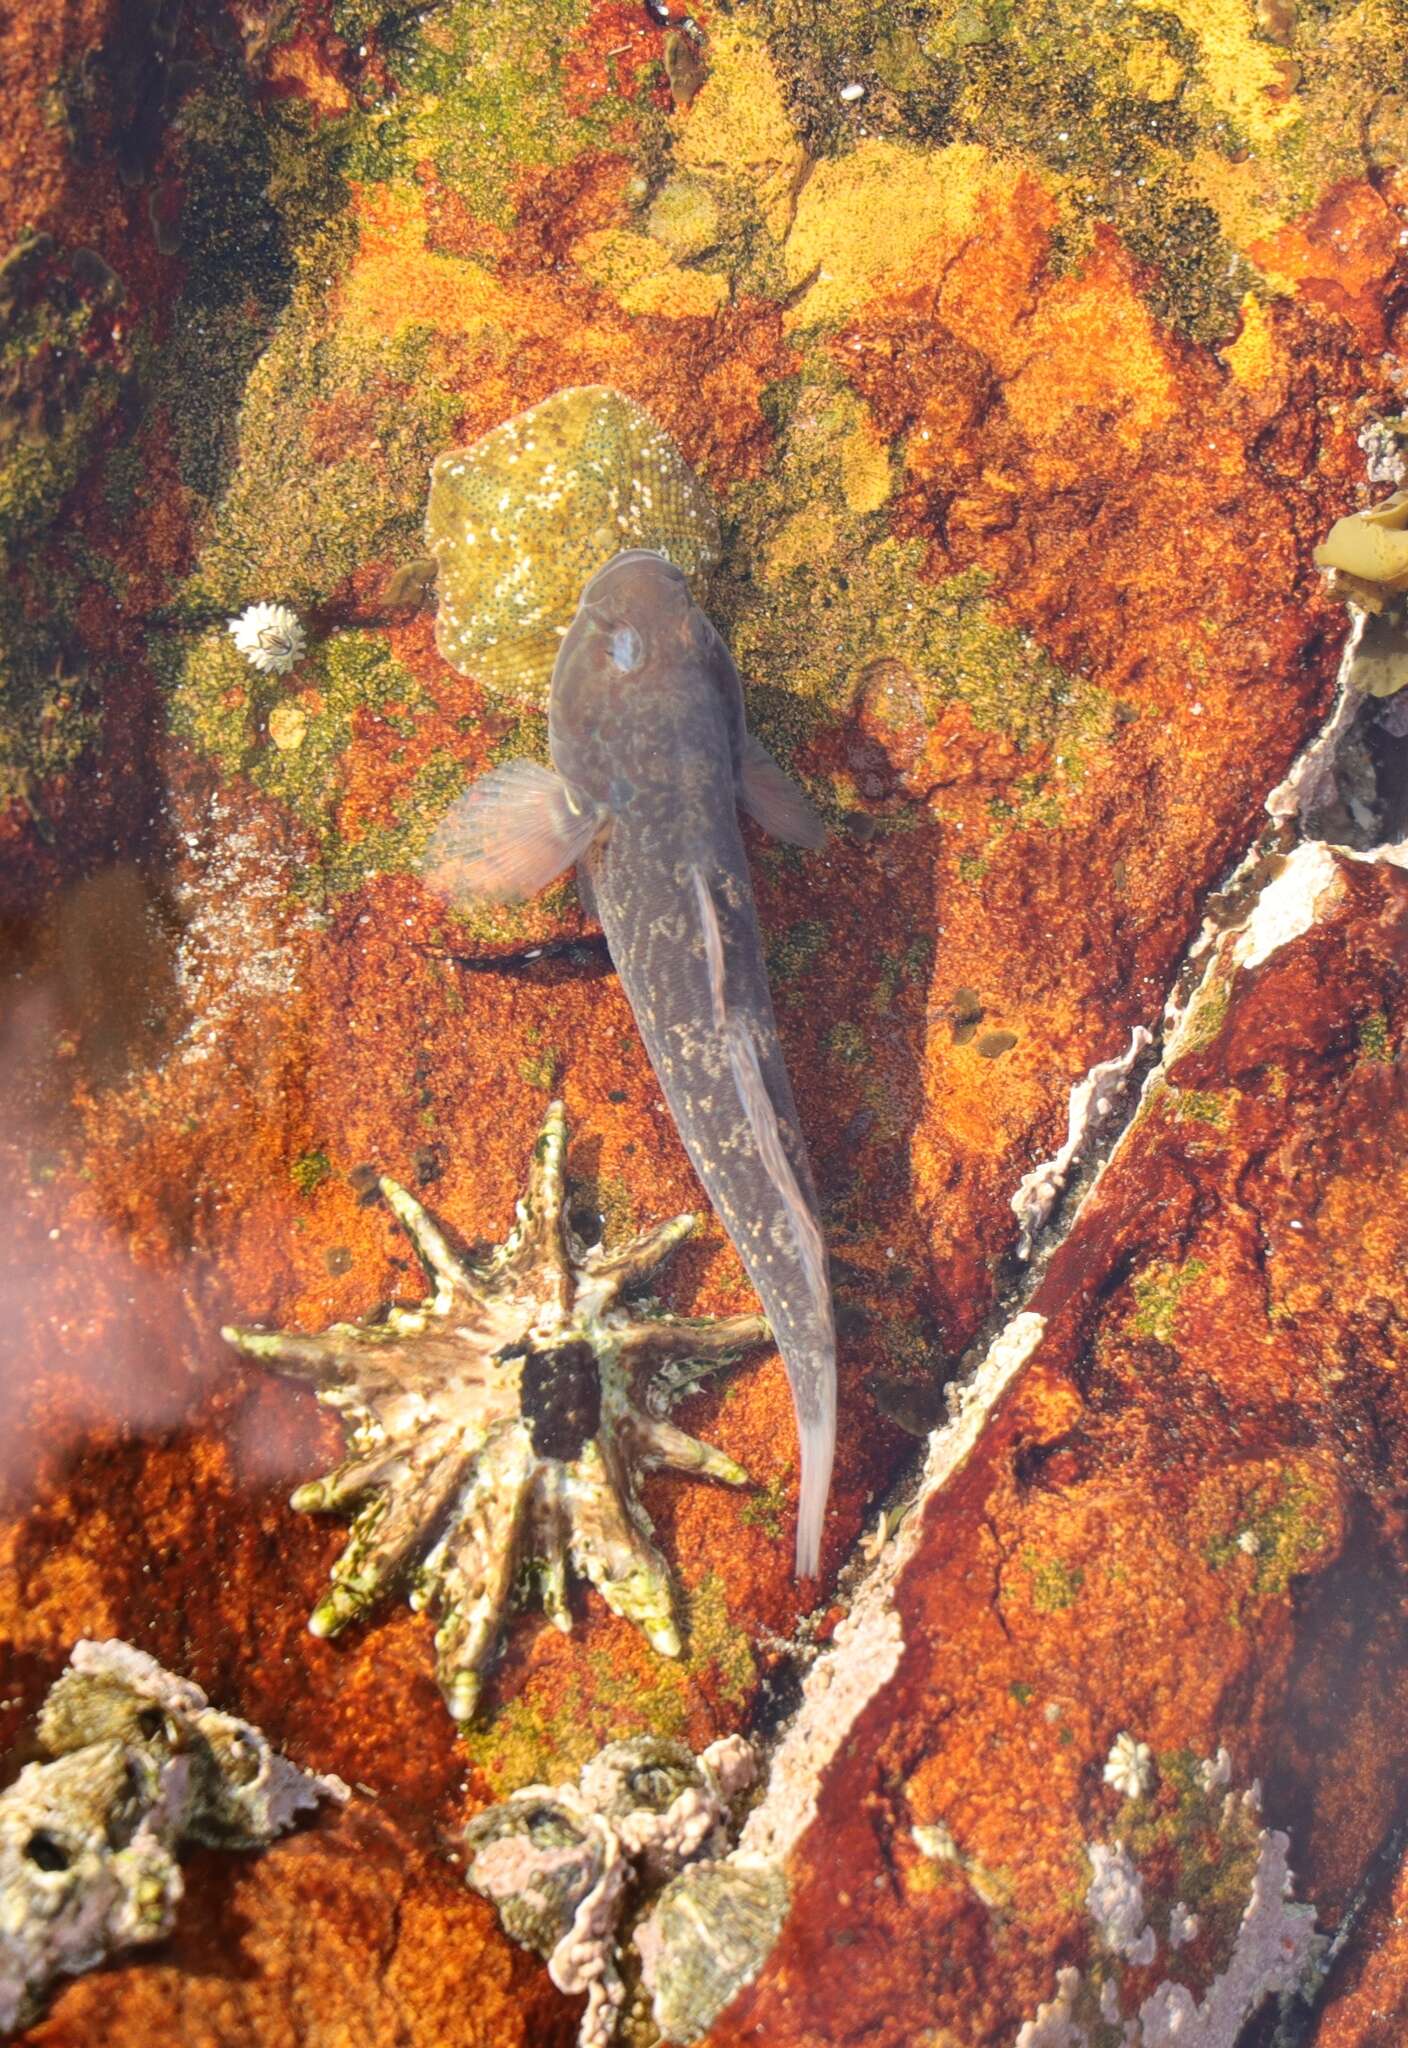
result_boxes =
[428,551,835,1574]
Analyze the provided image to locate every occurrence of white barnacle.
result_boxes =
[1168,1899,1200,1947]
[1104,1731,1154,1801]
[1198,1746,1233,1793]
[227,601,306,677]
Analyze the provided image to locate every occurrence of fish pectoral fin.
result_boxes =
[423,762,605,906]
[722,1017,832,1332]
[739,735,827,850]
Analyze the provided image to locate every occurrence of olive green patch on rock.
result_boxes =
[0,233,130,823]
[1128,1256,1207,1345]
[185,295,461,616]
[1123,1747,1273,1975]
[1358,1010,1393,1064]
[717,370,1113,797]
[1020,1547,1085,1614]
[1174,1088,1227,1125]
[169,627,466,895]
[460,1571,757,1793]
[1203,1467,1330,1603]
[342,0,673,222]
[0,606,103,821]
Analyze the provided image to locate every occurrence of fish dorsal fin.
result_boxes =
[690,864,829,1324]
[689,863,728,1030]
[424,761,605,906]
[739,735,827,850]
[723,1014,832,1335]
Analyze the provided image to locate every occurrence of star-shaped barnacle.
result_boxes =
[222,1102,766,1723]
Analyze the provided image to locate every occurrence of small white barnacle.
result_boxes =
[1103,1731,1154,1801]
[227,601,306,677]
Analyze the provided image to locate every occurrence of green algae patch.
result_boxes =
[716,366,1113,792]
[0,603,105,824]
[1128,1256,1207,1344]
[1358,1010,1393,1065]
[1021,1548,1085,1614]
[184,291,460,616]
[344,0,671,223]
[1174,1088,1228,1126]
[0,235,129,821]
[739,1471,792,1540]
[1121,1747,1272,1976]
[290,1149,332,1195]
[169,626,466,895]
[1203,1467,1331,1604]
[461,1570,758,1793]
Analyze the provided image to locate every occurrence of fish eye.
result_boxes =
[606,624,644,673]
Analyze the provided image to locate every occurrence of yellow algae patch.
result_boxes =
[267,701,309,752]
[783,141,1006,330]
[571,228,728,319]
[1221,291,1278,390]
[1124,36,1186,102]
[763,504,839,583]
[1139,0,1301,146]
[839,406,892,514]
[340,183,516,348]
[674,21,804,240]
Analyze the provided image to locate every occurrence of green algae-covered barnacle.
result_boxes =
[426,386,722,705]
[464,1731,761,2047]
[638,1860,790,2045]
[223,1100,767,1726]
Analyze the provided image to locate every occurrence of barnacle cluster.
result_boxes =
[0,1640,346,2034]
[465,1731,786,2048]
[224,1100,767,1724]
[425,386,721,703]
[1013,1742,1321,2044]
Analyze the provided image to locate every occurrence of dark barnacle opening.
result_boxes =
[514,1339,603,1461]
[24,1829,70,1872]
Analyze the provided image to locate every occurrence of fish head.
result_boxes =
[549,550,708,795]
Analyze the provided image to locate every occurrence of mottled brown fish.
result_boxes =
[428,550,836,1576]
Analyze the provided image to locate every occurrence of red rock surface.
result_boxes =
[3,0,1408,2040]
[711,850,1408,2045]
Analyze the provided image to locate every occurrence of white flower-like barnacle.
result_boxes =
[1103,1730,1155,1801]
[227,601,307,676]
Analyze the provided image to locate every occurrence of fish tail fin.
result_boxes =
[795,1390,835,1579]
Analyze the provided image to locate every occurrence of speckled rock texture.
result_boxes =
[706,844,1408,2045]
[2,0,1408,2038]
